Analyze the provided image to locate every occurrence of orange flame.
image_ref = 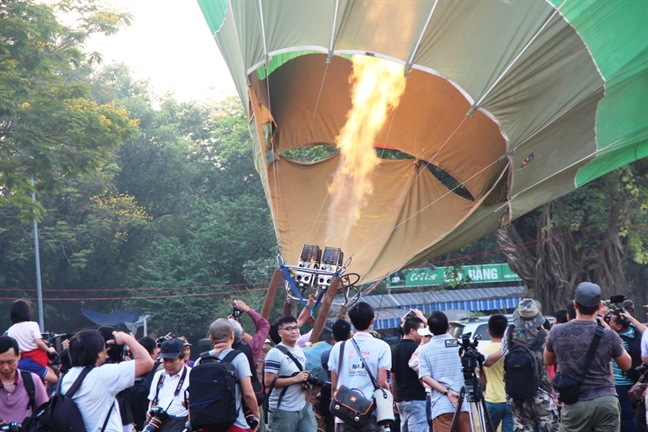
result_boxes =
[327,55,407,248]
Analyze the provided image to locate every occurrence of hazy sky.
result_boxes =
[88,0,237,102]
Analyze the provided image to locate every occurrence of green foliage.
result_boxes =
[0,0,137,218]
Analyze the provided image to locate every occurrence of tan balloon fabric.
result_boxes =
[203,0,616,283]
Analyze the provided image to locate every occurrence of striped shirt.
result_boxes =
[418,333,470,419]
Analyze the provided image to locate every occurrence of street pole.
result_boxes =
[31,175,44,330]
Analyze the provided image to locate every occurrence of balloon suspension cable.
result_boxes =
[276,246,284,266]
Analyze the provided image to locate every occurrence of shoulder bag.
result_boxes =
[551,324,604,404]
[329,340,375,427]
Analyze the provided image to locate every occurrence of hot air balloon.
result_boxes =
[197,0,648,340]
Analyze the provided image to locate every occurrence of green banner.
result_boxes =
[387,263,521,288]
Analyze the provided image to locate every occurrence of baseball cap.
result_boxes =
[178,336,191,347]
[574,282,601,308]
[417,326,433,337]
[159,338,184,359]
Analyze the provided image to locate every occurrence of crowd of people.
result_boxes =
[1,281,648,432]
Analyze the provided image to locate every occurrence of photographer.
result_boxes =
[502,299,558,432]
[230,299,270,365]
[608,309,645,432]
[98,326,136,431]
[146,338,190,431]
[264,316,317,432]
[64,329,153,432]
[417,311,470,432]
[545,283,630,432]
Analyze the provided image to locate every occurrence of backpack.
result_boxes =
[21,367,91,432]
[620,329,643,382]
[234,342,266,405]
[126,360,161,430]
[504,326,546,401]
[186,350,241,430]
[20,370,37,412]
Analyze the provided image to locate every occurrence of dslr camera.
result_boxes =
[143,406,169,432]
[292,371,319,389]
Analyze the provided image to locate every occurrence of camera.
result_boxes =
[143,406,169,432]
[457,333,485,403]
[306,373,319,386]
[292,371,319,389]
[232,301,242,320]
[0,423,21,432]
[402,310,415,320]
[156,332,176,347]
[244,412,259,428]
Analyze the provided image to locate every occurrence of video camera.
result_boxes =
[459,333,484,380]
[457,333,485,403]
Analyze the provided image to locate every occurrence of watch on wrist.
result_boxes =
[443,389,449,396]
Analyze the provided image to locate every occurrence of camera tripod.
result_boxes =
[449,336,496,432]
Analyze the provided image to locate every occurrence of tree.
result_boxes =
[497,160,648,313]
[0,0,137,218]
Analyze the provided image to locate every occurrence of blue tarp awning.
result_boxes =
[81,309,139,327]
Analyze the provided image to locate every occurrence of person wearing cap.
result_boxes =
[178,336,194,368]
[392,313,427,432]
[545,282,631,432]
[417,311,471,432]
[501,299,559,432]
[146,338,191,431]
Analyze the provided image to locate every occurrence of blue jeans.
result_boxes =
[397,400,428,432]
[486,401,513,432]
[616,384,638,432]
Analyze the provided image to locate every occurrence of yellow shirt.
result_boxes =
[481,342,506,403]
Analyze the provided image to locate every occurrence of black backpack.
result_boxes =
[20,370,37,413]
[620,330,643,382]
[21,367,91,432]
[126,361,160,430]
[504,326,546,401]
[234,342,266,405]
[186,350,241,430]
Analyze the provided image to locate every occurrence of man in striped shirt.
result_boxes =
[418,311,471,432]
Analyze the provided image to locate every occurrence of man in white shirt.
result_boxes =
[147,338,191,431]
[264,315,317,432]
[63,329,154,432]
[328,302,392,432]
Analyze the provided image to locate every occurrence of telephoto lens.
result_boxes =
[143,407,168,432]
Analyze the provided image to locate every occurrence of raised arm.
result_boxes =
[114,331,154,377]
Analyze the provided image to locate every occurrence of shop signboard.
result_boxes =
[387,263,521,288]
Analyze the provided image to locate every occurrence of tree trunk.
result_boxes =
[497,196,629,314]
